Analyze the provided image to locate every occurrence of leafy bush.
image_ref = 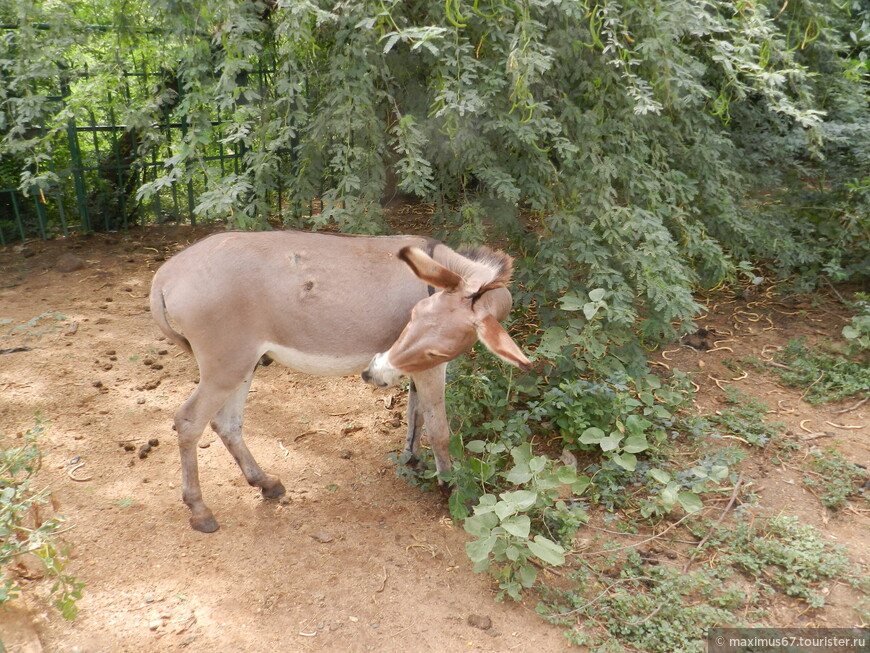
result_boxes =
[540,551,734,653]
[771,338,870,405]
[712,515,861,609]
[804,449,869,510]
[843,293,870,354]
[443,348,748,598]
[3,0,869,338]
[538,513,867,651]
[463,479,574,601]
[1,419,82,620]
[707,387,782,447]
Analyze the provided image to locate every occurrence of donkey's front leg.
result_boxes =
[403,381,425,468]
[409,365,452,494]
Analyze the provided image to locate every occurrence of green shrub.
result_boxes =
[707,387,782,447]
[843,293,870,354]
[772,338,870,405]
[538,514,868,650]
[1,418,83,620]
[712,515,861,609]
[804,449,868,510]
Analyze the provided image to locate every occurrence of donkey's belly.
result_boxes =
[263,343,374,377]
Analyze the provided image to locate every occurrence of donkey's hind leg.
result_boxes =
[210,374,286,500]
[175,379,237,533]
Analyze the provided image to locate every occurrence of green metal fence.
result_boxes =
[1,32,288,244]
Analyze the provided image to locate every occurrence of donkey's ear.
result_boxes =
[399,247,463,291]
[475,314,532,371]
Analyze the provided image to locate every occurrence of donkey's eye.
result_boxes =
[426,351,448,359]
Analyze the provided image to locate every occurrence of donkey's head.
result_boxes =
[361,246,531,388]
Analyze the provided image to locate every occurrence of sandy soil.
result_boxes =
[0,225,867,652]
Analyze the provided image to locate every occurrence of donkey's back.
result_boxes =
[150,230,435,377]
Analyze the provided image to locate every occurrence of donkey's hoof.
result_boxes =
[261,480,286,499]
[191,514,220,533]
[438,482,455,500]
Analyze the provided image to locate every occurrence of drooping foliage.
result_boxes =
[3,1,868,365]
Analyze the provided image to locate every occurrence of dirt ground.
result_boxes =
[0,225,868,652]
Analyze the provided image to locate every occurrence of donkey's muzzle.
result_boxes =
[361,352,403,388]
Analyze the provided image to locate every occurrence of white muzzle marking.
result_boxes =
[362,352,404,388]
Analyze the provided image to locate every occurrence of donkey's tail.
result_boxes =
[149,281,193,356]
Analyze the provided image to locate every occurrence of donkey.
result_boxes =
[149,230,530,532]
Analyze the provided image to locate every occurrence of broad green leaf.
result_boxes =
[500,490,537,511]
[559,291,586,311]
[648,468,671,484]
[448,490,472,520]
[464,511,498,536]
[583,302,600,320]
[535,474,562,491]
[494,500,516,521]
[625,414,650,436]
[511,443,533,466]
[470,494,498,517]
[598,433,622,452]
[518,564,538,588]
[466,440,486,453]
[527,536,565,566]
[643,374,662,389]
[612,452,637,471]
[661,483,679,510]
[556,465,578,484]
[501,515,531,539]
[529,455,547,473]
[589,288,606,302]
[466,535,497,564]
[572,475,591,495]
[468,457,494,482]
[678,491,703,514]
[579,427,605,444]
[537,326,570,358]
[505,464,533,485]
[652,405,672,419]
[623,434,649,453]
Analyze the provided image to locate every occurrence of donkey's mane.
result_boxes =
[455,246,514,286]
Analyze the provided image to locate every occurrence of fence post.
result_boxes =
[44,115,71,238]
[10,191,26,241]
[59,67,91,232]
[31,188,48,239]
[177,84,196,225]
